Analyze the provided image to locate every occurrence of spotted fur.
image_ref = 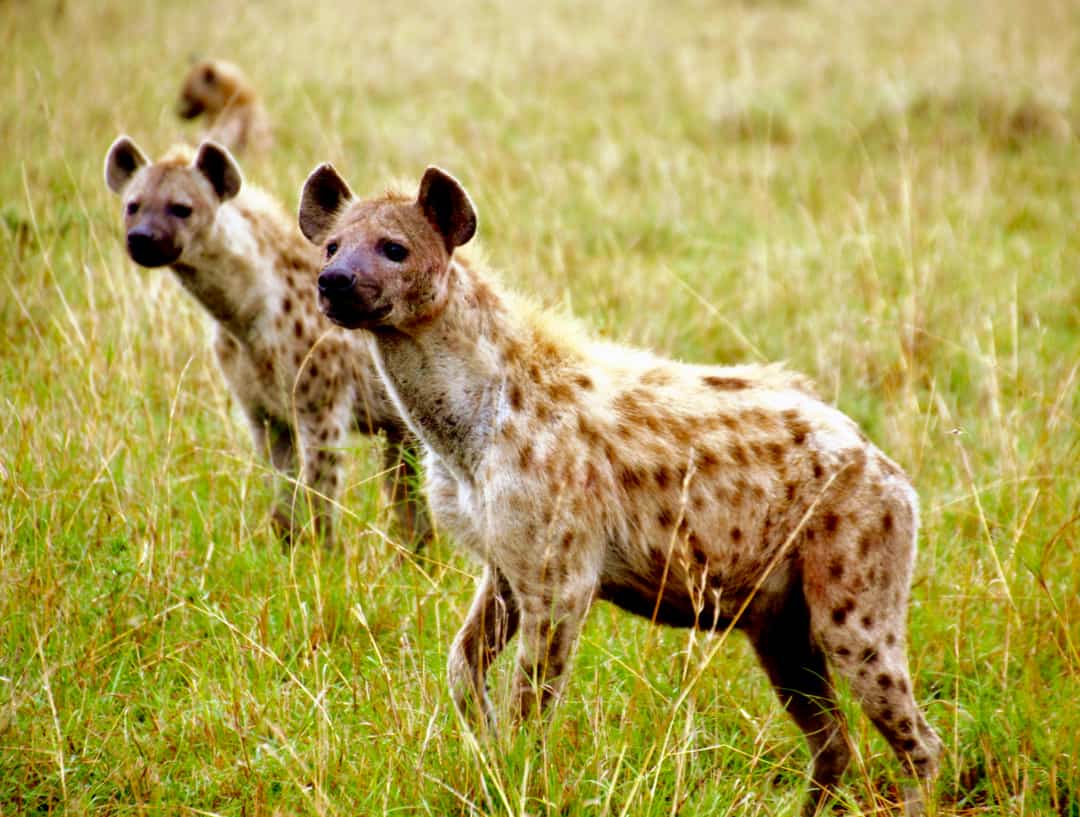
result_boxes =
[299,163,942,815]
[104,136,430,548]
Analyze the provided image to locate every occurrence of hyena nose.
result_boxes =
[126,225,179,268]
[318,267,357,294]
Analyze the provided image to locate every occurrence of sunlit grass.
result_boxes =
[2,0,1078,814]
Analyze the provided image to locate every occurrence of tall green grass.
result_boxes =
[2,0,1078,813]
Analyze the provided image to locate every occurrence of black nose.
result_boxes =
[318,267,356,294]
[126,226,180,268]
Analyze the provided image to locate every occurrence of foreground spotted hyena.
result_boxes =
[297,163,943,815]
[103,136,430,548]
[176,59,272,156]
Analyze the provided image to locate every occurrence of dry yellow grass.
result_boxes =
[2,0,1078,814]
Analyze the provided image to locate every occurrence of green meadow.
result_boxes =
[2,0,1078,813]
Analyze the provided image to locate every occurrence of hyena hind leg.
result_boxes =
[810,593,943,814]
[747,586,852,817]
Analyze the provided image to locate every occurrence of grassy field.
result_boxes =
[3,0,1079,814]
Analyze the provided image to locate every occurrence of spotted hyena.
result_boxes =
[103,136,430,548]
[297,163,943,815]
[177,59,272,156]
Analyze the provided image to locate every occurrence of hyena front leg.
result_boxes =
[296,406,349,548]
[381,428,433,550]
[448,565,520,727]
[509,563,595,723]
[250,414,299,545]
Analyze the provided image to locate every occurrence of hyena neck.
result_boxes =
[367,260,522,484]
[170,202,277,342]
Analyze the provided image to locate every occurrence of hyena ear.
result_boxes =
[417,166,477,251]
[298,163,354,244]
[104,135,149,194]
[195,140,242,201]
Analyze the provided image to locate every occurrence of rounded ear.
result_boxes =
[298,163,354,244]
[417,166,477,250]
[104,135,149,194]
[194,140,242,200]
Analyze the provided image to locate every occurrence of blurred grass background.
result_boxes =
[1,0,1078,813]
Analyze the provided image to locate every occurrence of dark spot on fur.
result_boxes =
[881,707,893,723]
[897,717,913,734]
[831,598,855,625]
[576,414,597,443]
[547,381,574,404]
[828,560,843,580]
[886,632,897,647]
[783,410,810,445]
[699,449,720,473]
[877,673,893,690]
[730,443,749,467]
[883,512,894,533]
[768,440,786,466]
[861,647,878,664]
[858,533,873,559]
[641,369,671,386]
[901,738,918,753]
[861,615,874,629]
[654,466,671,490]
[897,678,908,695]
[561,531,574,550]
[518,442,533,470]
[813,461,824,479]
[508,382,524,411]
[785,482,797,502]
[824,512,840,533]
[619,466,644,492]
[730,527,742,543]
[574,374,594,390]
[836,646,851,658]
[704,375,749,390]
[282,297,293,314]
[294,320,304,338]
[688,533,707,564]
[657,508,674,528]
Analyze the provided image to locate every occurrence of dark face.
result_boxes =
[299,164,477,332]
[119,165,218,269]
[316,198,451,331]
[176,61,230,120]
[177,93,204,120]
[105,136,242,270]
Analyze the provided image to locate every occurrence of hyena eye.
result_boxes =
[326,241,339,259]
[381,240,409,262]
[126,201,140,216]
[203,67,216,84]
[168,203,193,219]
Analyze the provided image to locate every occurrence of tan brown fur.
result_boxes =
[177,59,272,156]
[104,136,430,548]
[299,164,942,815]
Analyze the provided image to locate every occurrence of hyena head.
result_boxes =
[297,164,476,331]
[104,136,241,268]
[177,59,245,120]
